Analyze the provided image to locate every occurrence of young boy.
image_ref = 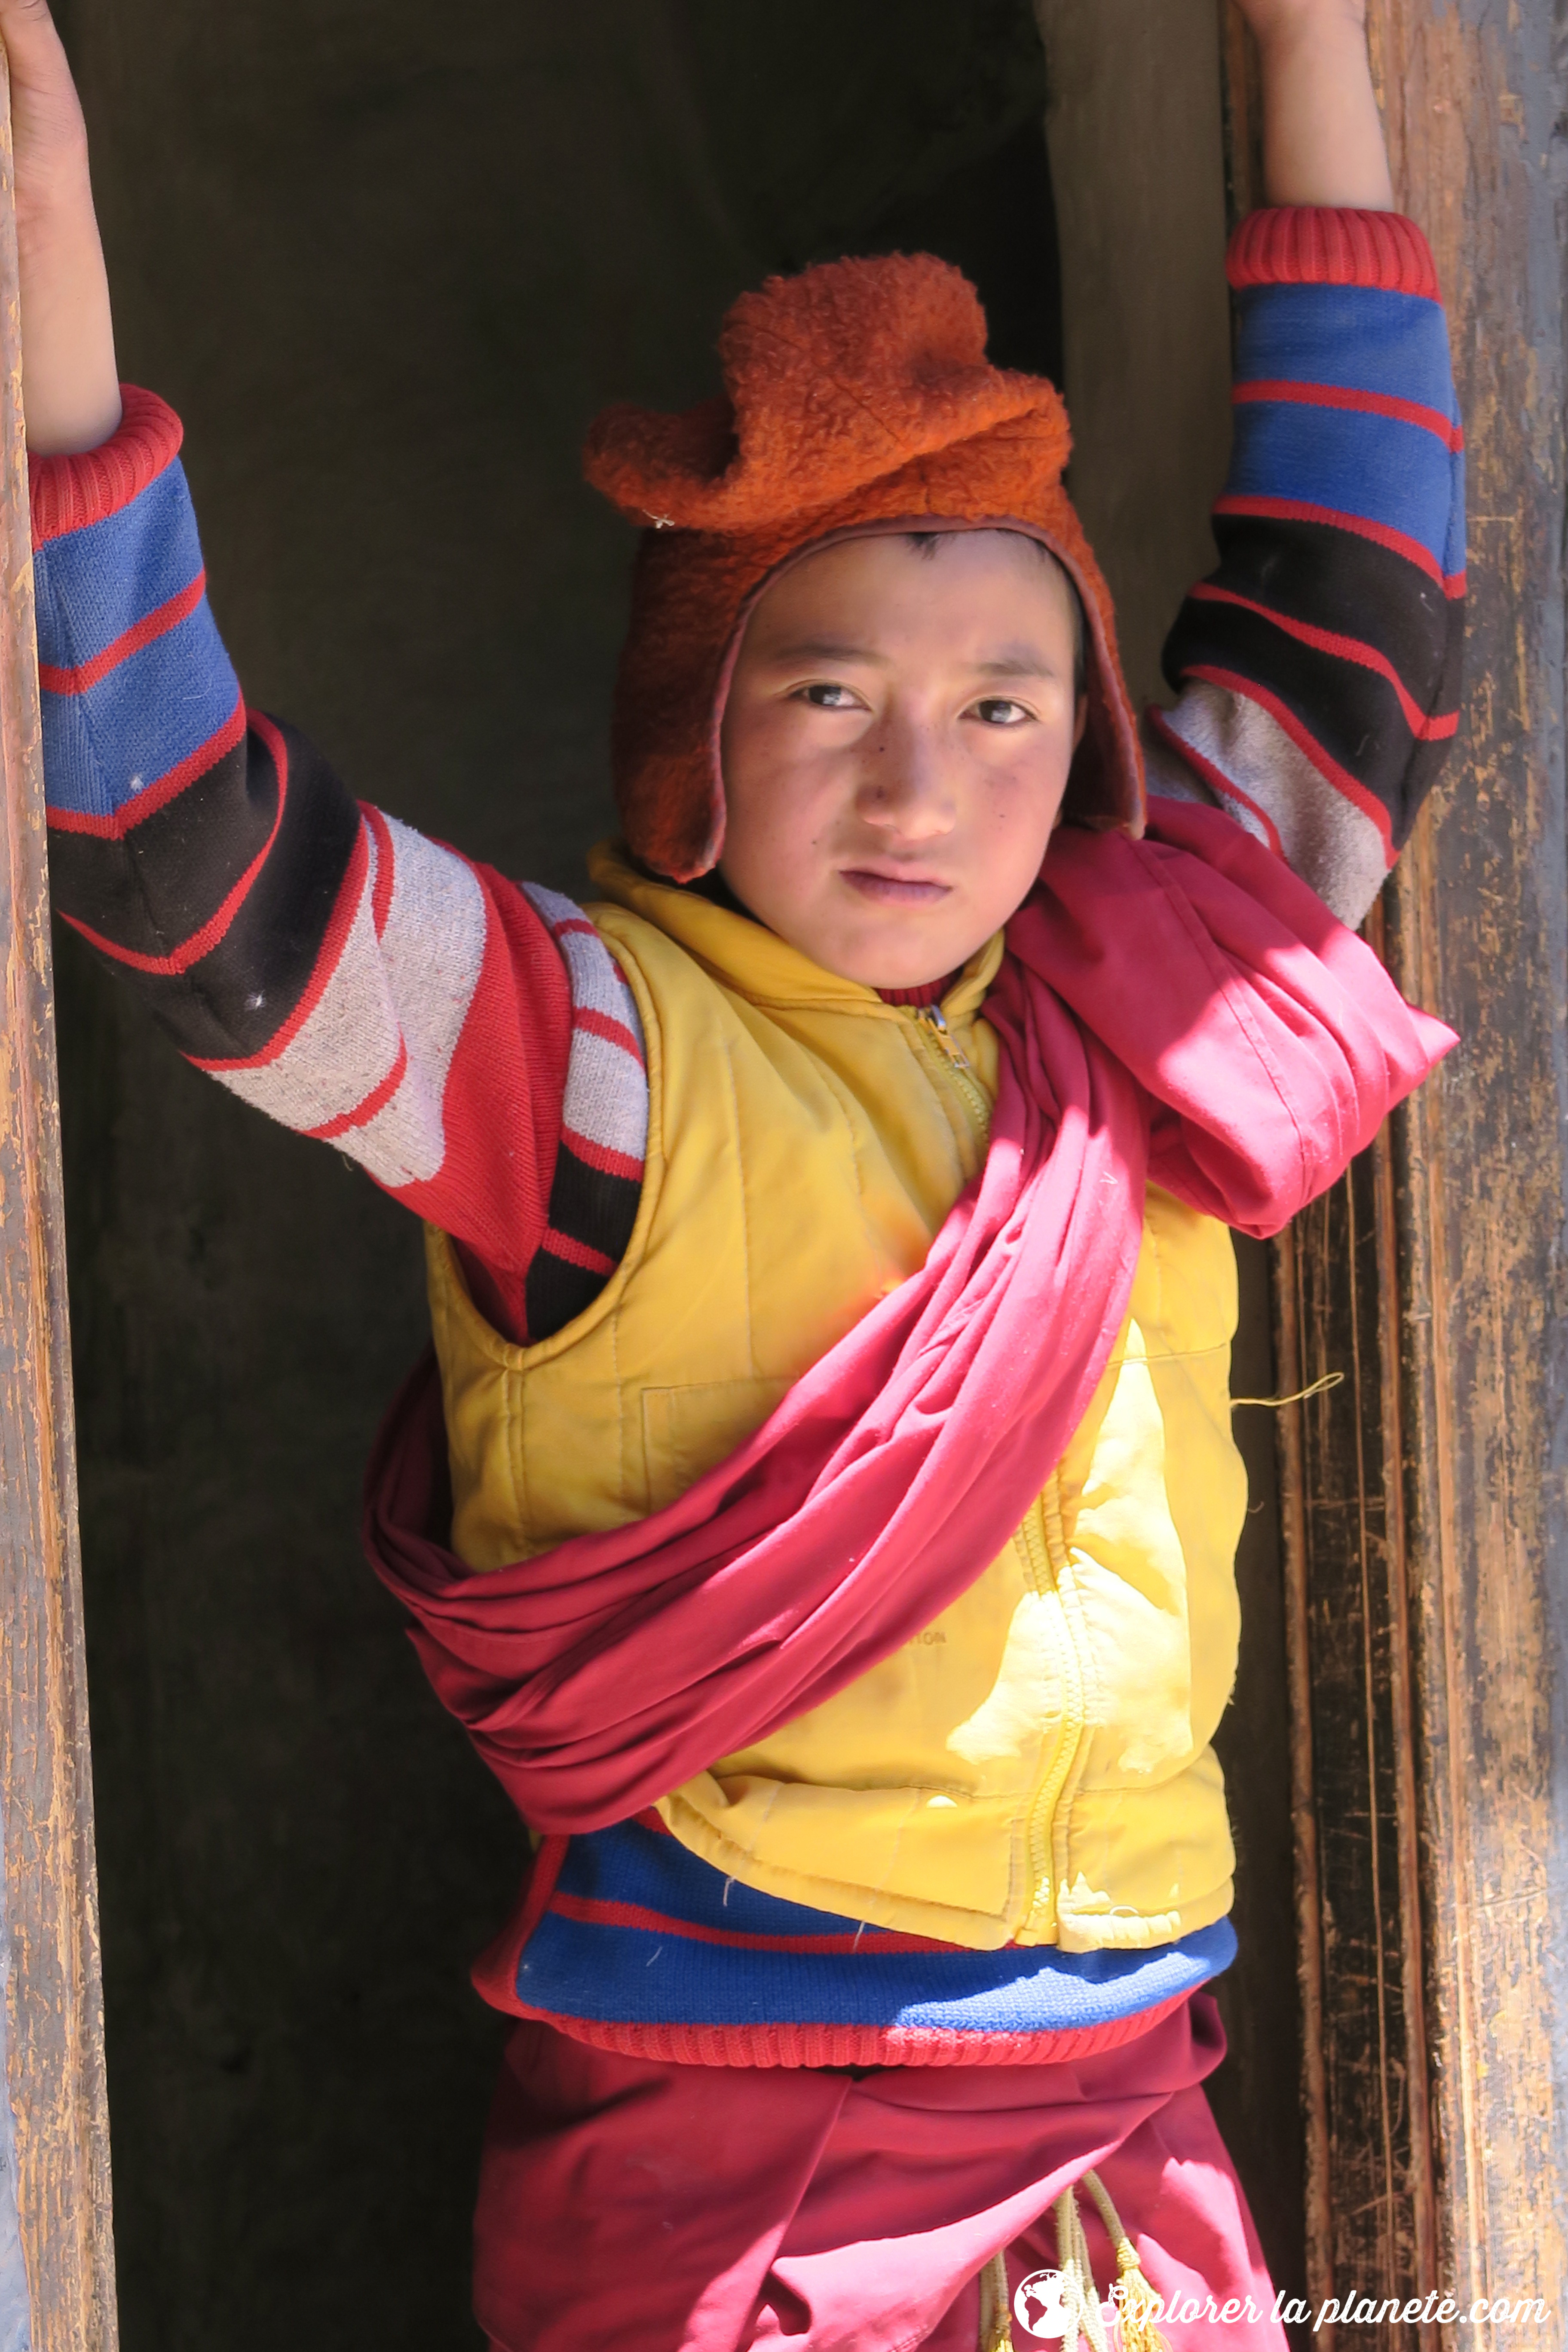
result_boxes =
[5,0,1463,2343]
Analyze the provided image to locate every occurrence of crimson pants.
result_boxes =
[473,1994,1285,2351]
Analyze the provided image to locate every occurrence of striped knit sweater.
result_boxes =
[33,205,1464,2063]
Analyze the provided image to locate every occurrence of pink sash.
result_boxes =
[365,802,1452,1831]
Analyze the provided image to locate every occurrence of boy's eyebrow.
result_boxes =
[758,636,892,667]
[973,646,1061,678]
[754,638,1063,676]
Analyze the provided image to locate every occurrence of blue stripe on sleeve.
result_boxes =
[1235,282,1459,420]
[32,461,207,670]
[1226,398,1456,567]
[42,602,240,821]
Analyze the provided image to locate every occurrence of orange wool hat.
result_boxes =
[583,253,1144,882]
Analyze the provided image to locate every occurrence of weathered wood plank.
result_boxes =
[0,45,117,2352]
[1032,0,1233,711]
[1272,1123,1435,2342]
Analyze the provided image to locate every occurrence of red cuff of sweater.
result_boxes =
[1227,206,1439,300]
[28,384,184,547]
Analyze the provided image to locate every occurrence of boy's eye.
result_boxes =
[796,682,861,710]
[970,698,1033,726]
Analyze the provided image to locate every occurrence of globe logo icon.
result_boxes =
[1013,2267,1071,2340]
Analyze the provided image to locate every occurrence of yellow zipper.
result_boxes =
[1015,1479,1087,1943]
[908,1001,992,1139]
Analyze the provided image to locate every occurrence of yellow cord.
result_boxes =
[1231,1369,1344,1409]
[979,2250,1013,2352]
[976,2170,1169,2352]
[1052,2184,1111,2352]
[1079,2171,1170,2352]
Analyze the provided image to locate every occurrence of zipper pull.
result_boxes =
[919,1002,971,1069]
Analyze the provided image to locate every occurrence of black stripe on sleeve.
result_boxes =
[521,1142,643,1344]
[49,731,281,963]
[52,714,362,1063]
[523,1251,611,1342]
[1164,565,1464,850]
[1183,514,1454,702]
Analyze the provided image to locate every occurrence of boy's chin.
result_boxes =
[802,916,989,994]
[755,878,1010,991]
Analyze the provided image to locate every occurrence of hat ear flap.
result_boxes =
[1047,531,1144,836]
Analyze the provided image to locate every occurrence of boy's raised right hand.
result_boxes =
[0,0,119,454]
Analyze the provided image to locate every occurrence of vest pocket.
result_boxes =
[641,1379,793,1515]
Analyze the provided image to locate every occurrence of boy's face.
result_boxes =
[718,530,1086,991]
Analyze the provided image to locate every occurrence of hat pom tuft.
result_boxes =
[584,253,1064,533]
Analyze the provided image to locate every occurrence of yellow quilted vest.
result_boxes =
[427,846,1246,1953]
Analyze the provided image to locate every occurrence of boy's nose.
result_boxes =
[854,718,956,839]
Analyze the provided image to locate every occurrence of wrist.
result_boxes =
[17,234,121,455]
[25,388,124,461]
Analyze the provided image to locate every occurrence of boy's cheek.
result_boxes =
[727,763,840,879]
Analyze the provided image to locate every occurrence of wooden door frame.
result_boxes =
[0,46,117,2352]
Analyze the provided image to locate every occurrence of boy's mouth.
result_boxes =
[840,867,952,906]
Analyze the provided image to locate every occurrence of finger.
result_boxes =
[0,0,74,96]
[0,0,89,181]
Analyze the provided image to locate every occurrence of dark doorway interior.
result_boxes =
[49,0,1297,2342]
